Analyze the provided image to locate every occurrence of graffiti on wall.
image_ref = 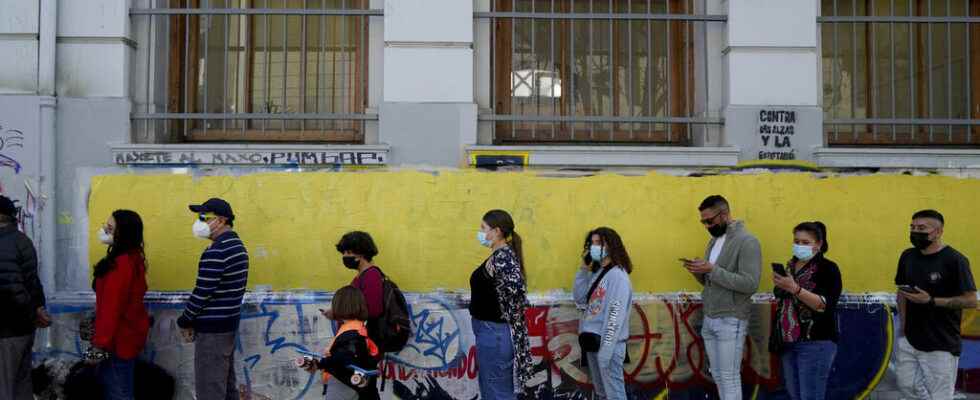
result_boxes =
[0,127,24,173]
[111,149,387,166]
[36,293,980,400]
[0,111,43,244]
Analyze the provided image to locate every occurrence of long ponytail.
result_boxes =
[483,209,526,278]
[509,231,525,277]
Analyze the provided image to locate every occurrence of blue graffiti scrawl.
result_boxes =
[238,302,320,400]
[394,297,463,370]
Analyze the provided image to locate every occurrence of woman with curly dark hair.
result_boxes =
[573,227,633,400]
[331,231,383,321]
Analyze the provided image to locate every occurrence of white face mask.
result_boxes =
[192,220,212,239]
[792,243,816,261]
[97,229,113,245]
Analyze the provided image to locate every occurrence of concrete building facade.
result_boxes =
[3,0,980,398]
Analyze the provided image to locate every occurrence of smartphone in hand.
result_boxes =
[897,285,919,294]
[678,258,695,265]
[771,263,787,277]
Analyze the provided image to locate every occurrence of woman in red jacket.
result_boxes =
[92,209,150,400]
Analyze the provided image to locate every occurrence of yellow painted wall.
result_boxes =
[88,171,980,293]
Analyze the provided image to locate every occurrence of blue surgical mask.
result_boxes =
[793,244,815,261]
[477,231,492,247]
[589,245,606,262]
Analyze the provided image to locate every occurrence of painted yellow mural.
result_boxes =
[88,171,980,293]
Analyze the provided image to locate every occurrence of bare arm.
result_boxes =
[793,288,826,312]
[934,291,978,310]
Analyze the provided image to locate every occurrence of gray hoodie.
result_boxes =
[697,220,762,320]
[574,265,632,357]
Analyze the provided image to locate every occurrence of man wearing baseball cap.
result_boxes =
[177,198,249,400]
[0,195,50,400]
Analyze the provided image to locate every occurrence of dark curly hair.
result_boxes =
[335,231,379,261]
[582,227,632,274]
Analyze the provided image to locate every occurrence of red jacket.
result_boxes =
[94,251,150,360]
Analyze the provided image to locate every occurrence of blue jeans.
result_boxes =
[701,316,747,400]
[472,319,516,400]
[780,341,837,400]
[99,356,136,400]
[586,341,627,400]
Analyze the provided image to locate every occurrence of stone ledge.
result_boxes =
[466,145,741,167]
[109,143,390,166]
[813,147,980,169]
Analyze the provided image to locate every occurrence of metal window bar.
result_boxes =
[819,0,980,147]
[130,3,380,143]
[477,1,725,145]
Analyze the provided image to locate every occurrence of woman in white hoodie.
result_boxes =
[573,227,634,400]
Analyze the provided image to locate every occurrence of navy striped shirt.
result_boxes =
[177,231,249,333]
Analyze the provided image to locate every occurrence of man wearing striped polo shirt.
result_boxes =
[177,198,249,400]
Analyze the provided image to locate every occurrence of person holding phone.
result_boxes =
[683,195,761,400]
[894,210,977,400]
[572,227,633,400]
[770,221,842,400]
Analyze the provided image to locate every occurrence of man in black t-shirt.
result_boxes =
[894,209,977,400]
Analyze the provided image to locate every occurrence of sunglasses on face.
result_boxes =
[198,213,216,222]
[700,211,722,226]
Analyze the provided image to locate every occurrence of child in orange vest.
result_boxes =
[299,286,381,400]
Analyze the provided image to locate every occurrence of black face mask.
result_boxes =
[707,222,728,238]
[910,232,933,250]
[342,256,359,269]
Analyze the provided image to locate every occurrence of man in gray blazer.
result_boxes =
[683,195,761,400]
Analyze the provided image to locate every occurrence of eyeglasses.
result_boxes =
[700,211,723,226]
[198,213,216,222]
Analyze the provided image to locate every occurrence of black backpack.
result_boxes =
[365,269,411,354]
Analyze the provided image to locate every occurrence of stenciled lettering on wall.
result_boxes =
[113,150,387,166]
[757,109,797,161]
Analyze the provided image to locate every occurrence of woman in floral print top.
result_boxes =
[469,209,534,398]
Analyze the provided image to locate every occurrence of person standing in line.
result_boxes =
[0,195,50,400]
[90,210,151,400]
[683,195,761,400]
[300,286,381,400]
[330,232,383,335]
[895,209,977,400]
[573,227,633,400]
[469,209,534,399]
[771,221,842,400]
[322,231,384,399]
[177,198,249,400]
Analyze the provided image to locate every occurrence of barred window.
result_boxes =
[484,0,723,145]
[133,0,374,142]
[821,0,980,147]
